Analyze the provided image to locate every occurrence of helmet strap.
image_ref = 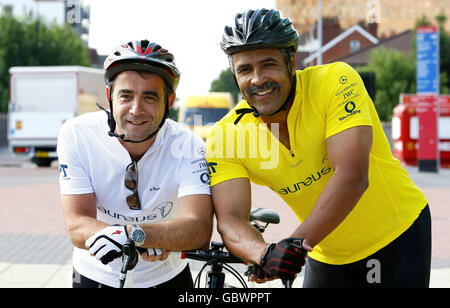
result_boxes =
[232,49,296,125]
[97,82,169,143]
[233,71,297,125]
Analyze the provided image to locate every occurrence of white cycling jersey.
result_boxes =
[57,111,211,288]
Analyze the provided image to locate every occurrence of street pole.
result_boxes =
[317,0,323,65]
[416,26,440,172]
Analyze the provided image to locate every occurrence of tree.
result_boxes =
[0,9,91,113]
[209,68,240,105]
[415,13,432,28]
[358,12,450,121]
[358,48,416,121]
[169,97,180,121]
[436,11,450,92]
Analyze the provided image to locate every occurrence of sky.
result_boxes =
[83,0,277,105]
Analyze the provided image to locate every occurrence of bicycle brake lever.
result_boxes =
[290,239,306,253]
[119,238,137,288]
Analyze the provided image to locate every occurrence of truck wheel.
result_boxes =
[34,158,53,167]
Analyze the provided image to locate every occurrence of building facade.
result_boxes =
[278,0,450,38]
[300,24,379,67]
[0,0,90,45]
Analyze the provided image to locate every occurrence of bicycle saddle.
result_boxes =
[250,208,280,224]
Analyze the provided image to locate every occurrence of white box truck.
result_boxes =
[7,66,107,167]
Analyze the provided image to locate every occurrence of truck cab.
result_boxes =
[178,92,234,140]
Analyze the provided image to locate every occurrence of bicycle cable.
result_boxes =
[194,262,209,288]
[222,263,248,288]
[192,257,248,288]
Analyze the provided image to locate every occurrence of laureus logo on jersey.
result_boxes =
[276,166,332,195]
[97,201,173,223]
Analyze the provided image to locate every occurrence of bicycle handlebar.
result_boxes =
[181,244,296,288]
[181,242,245,265]
[119,208,291,288]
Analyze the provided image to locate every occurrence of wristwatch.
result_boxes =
[130,224,146,247]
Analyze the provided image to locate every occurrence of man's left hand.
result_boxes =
[140,248,170,262]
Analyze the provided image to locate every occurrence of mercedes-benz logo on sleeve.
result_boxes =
[339,76,348,84]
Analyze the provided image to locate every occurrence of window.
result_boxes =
[349,40,361,52]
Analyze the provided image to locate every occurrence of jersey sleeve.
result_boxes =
[206,122,249,186]
[57,121,94,195]
[177,135,211,198]
[320,62,374,139]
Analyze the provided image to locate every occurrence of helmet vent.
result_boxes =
[104,39,180,90]
[141,40,150,52]
[221,8,299,55]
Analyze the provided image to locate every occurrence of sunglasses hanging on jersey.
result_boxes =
[125,161,141,210]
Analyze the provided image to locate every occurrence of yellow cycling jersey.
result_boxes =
[206,62,428,265]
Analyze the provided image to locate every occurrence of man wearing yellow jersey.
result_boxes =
[206,8,431,287]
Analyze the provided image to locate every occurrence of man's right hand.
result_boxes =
[259,237,308,281]
[85,225,128,265]
[249,265,275,284]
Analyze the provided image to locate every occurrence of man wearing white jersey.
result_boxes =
[57,40,213,288]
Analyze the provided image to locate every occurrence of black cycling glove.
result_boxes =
[260,237,307,281]
[249,264,273,281]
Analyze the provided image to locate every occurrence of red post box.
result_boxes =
[392,94,450,168]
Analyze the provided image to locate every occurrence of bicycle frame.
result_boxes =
[182,208,286,288]
[118,207,290,288]
[182,241,247,288]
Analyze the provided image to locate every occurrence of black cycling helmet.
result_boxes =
[104,40,180,92]
[98,40,180,143]
[221,8,299,55]
[221,9,299,124]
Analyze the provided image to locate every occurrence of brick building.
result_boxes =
[277,0,450,38]
[279,0,449,68]
[300,23,379,68]
[284,0,444,69]
[336,30,414,67]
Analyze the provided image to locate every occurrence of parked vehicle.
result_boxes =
[392,94,450,168]
[7,66,106,167]
[178,92,234,140]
